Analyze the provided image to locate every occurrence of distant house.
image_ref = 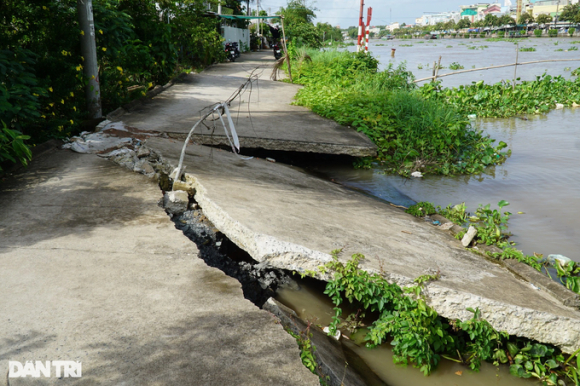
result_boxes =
[483,4,502,14]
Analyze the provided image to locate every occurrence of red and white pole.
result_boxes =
[365,7,372,53]
[357,0,365,52]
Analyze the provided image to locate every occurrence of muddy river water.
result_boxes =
[327,37,580,263]
[275,37,580,385]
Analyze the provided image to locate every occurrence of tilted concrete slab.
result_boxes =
[0,150,318,385]
[145,137,580,354]
[109,51,377,157]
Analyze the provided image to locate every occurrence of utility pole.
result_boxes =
[357,0,365,52]
[77,0,102,119]
[554,0,560,29]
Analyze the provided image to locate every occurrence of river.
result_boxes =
[318,37,580,263]
[276,37,579,386]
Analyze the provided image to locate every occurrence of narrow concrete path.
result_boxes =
[0,149,318,385]
[109,51,377,157]
[144,137,580,354]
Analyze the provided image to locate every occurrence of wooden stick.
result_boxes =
[280,16,293,83]
[434,55,442,82]
[513,44,519,90]
[431,60,436,81]
[414,58,580,83]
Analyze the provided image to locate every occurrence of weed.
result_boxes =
[449,62,465,70]
[406,202,437,217]
[320,250,580,383]
[569,46,579,51]
[420,75,580,118]
[417,63,423,69]
[519,47,536,52]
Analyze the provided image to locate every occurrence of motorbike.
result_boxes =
[273,43,282,60]
[225,42,239,62]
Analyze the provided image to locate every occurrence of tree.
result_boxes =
[279,1,320,47]
[535,13,552,24]
[559,3,580,23]
[498,14,516,25]
[483,14,499,27]
[457,18,471,29]
[443,20,456,31]
[518,11,534,24]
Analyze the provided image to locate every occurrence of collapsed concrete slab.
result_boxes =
[145,137,580,355]
[0,150,318,385]
[108,52,377,157]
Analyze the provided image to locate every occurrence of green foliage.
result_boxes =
[534,29,543,37]
[519,46,536,52]
[321,251,580,383]
[420,75,580,118]
[1,0,226,146]
[470,200,511,247]
[569,27,577,36]
[292,51,508,176]
[573,67,580,76]
[406,202,437,217]
[548,29,558,37]
[0,123,32,172]
[536,14,553,24]
[288,326,318,373]
[437,202,468,225]
[560,3,580,23]
[498,31,506,38]
[449,62,464,70]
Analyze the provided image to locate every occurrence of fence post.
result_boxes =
[513,44,519,90]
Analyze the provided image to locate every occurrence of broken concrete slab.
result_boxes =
[0,149,318,385]
[108,51,377,157]
[144,137,580,354]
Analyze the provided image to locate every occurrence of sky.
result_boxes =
[257,0,504,28]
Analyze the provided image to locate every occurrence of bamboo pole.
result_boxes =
[280,16,293,83]
[431,60,436,81]
[513,44,519,90]
[413,58,580,83]
[434,56,442,82]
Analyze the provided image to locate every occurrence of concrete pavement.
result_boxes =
[108,51,377,157]
[0,149,318,385]
[143,136,580,355]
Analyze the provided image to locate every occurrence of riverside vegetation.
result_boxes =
[405,200,580,295]
[0,0,231,174]
[315,249,580,385]
[290,49,510,176]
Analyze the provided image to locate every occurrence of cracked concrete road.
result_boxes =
[0,149,318,385]
[144,137,580,355]
[109,51,377,157]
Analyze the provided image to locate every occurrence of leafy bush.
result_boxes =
[0,123,32,172]
[498,31,505,37]
[569,27,576,36]
[406,202,437,217]
[534,29,543,37]
[548,29,558,37]
[291,51,508,176]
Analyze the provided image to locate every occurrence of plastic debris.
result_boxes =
[323,326,341,341]
[266,157,276,163]
[411,171,423,178]
[541,254,573,266]
[432,220,441,226]
[555,103,564,110]
[467,114,477,120]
